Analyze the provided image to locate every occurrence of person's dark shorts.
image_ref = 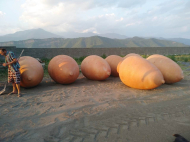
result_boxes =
[8,70,21,84]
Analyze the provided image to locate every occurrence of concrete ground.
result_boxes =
[0,72,190,142]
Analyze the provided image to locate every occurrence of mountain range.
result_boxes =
[167,38,190,46]
[0,36,188,48]
[56,32,128,39]
[0,28,61,42]
[0,28,189,48]
[0,28,129,41]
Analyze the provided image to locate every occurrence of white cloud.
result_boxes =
[19,0,80,30]
[116,17,124,22]
[82,27,98,33]
[117,0,146,8]
[0,0,190,38]
[152,16,158,21]
[105,13,115,17]
[0,11,6,16]
[126,23,135,27]
[40,0,146,9]
[181,26,188,32]
[18,0,146,32]
[0,25,20,36]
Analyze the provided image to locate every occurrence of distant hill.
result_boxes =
[143,37,190,46]
[119,37,189,47]
[98,33,128,39]
[56,32,128,39]
[0,28,62,42]
[1,28,190,46]
[0,36,188,48]
[1,29,128,41]
[56,32,96,38]
[167,38,190,46]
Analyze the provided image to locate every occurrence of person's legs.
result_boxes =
[15,71,21,97]
[8,70,21,97]
[12,83,17,93]
[8,83,18,95]
[8,70,17,95]
[16,84,21,97]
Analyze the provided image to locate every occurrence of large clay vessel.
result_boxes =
[105,55,123,77]
[147,54,183,84]
[117,53,141,73]
[81,55,111,80]
[48,55,79,84]
[19,56,44,88]
[124,53,142,59]
[117,61,123,74]
[119,55,165,89]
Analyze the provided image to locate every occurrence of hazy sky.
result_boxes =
[0,0,190,38]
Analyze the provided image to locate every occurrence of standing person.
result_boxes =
[0,48,21,97]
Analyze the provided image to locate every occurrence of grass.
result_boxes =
[1,54,190,81]
[0,68,7,81]
[141,54,150,58]
[101,54,107,59]
[0,59,7,81]
[74,56,86,65]
[175,55,190,62]
[40,58,51,78]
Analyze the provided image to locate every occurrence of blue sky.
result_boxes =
[0,0,190,38]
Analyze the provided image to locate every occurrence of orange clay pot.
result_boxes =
[81,55,111,80]
[105,55,123,77]
[147,54,184,84]
[124,53,142,59]
[119,55,165,89]
[19,56,44,88]
[117,60,123,74]
[48,55,79,84]
[117,53,141,73]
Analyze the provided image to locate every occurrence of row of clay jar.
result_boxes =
[18,53,183,89]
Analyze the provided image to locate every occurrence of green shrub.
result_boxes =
[74,56,86,65]
[178,56,189,62]
[183,57,188,62]
[101,54,107,59]
[167,55,177,62]
[78,56,86,63]
[141,55,148,58]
